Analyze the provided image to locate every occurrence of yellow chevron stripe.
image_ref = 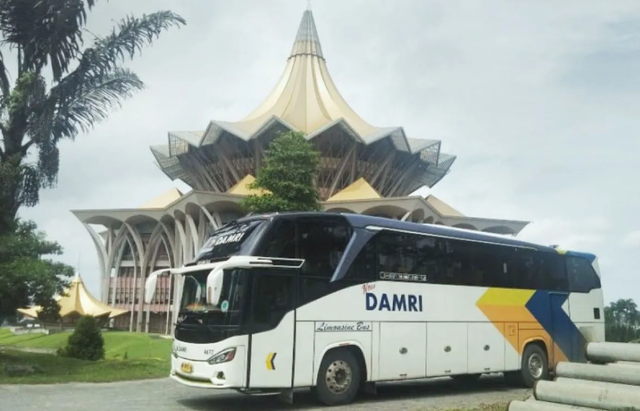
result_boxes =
[265,352,276,370]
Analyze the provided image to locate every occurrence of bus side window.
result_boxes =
[376,231,424,279]
[441,239,474,286]
[297,218,353,306]
[472,243,509,288]
[544,253,568,291]
[261,220,296,258]
[377,231,406,274]
[415,236,445,282]
[298,219,351,278]
[344,238,376,283]
[566,256,601,293]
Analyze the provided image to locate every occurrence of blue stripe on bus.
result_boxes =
[525,290,587,363]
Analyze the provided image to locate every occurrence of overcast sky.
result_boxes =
[8,0,640,304]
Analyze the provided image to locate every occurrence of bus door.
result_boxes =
[246,266,298,389]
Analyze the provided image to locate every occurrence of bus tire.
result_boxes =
[315,348,361,406]
[516,343,549,388]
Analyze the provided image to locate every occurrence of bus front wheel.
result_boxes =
[315,348,361,406]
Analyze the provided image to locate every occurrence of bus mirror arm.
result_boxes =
[203,256,307,306]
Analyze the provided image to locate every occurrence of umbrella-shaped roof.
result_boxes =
[17,274,128,320]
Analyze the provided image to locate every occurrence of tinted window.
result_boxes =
[377,231,418,274]
[544,253,568,291]
[258,217,353,307]
[299,219,351,279]
[262,220,296,258]
[195,220,266,262]
[439,239,475,286]
[469,245,567,290]
[471,243,509,288]
[566,256,601,293]
[372,230,570,291]
[376,231,443,283]
[249,269,294,333]
[297,219,352,306]
[344,238,377,282]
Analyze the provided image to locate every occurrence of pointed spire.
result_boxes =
[234,7,379,137]
[74,254,81,282]
[290,9,324,59]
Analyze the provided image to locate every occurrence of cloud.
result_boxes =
[518,218,608,250]
[622,231,640,248]
[5,0,639,306]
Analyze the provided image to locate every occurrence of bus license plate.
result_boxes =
[180,362,193,374]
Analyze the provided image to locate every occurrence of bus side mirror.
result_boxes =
[144,272,160,304]
[206,269,224,306]
[144,269,171,304]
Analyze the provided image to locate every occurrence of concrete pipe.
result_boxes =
[586,342,640,363]
[607,361,640,368]
[534,379,640,409]
[556,361,640,386]
[553,377,631,389]
[508,398,601,411]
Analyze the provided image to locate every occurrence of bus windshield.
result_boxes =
[180,269,246,326]
[194,219,266,263]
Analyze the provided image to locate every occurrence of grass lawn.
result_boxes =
[0,328,172,384]
[0,350,170,384]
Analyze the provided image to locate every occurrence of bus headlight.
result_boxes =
[207,348,236,365]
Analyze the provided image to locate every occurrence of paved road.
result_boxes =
[0,375,530,411]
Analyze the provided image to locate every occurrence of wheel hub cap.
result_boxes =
[325,360,352,394]
[528,353,544,379]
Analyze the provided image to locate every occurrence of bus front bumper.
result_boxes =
[170,354,245,389]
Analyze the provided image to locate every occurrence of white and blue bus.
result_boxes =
[144,212,605,406]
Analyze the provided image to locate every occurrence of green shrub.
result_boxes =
[63,316,105,361]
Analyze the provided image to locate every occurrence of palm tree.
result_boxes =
[0,0,186,233]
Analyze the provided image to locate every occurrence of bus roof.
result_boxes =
[226,211,596,259]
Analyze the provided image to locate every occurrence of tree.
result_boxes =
[0,1,186,233]
[62,315,105,361]
[0,219,75,322]
[240,131,322,213]
[605,298,640,343]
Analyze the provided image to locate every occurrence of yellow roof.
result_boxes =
[326,178,381,202]
[229,10,379,137]
[16,307,41,318]
[139,188,183,208]
[425,194,464,217]
[227,174,271,196]
[17,275,128,320]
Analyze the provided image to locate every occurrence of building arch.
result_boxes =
[402,208,425,222]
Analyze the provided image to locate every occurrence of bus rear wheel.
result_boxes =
[315,348,361,406]
[506,343,549,388]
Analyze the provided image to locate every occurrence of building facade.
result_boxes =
[71,9,529,335]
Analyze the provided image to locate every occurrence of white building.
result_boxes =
[71,9,529,334]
